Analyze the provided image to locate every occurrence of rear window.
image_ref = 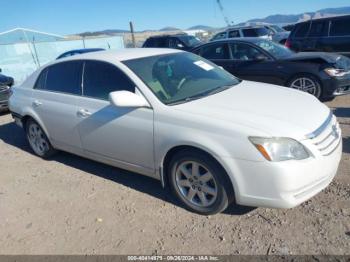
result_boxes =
[144,37,167,47]
[294,22,311,37]
[36,61,82,95]
[242,28,269,37]
[330,18,350,36]
[309,21,327,37]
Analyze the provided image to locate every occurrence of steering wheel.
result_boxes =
[177,76,191,91]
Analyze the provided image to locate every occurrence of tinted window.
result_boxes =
[143,38,154,47]
[330,18,350,36]
[83,61,135,100]
[294,22,310,37]
[230,43,265,61]
[228,30,240,38]
[34,68,48,90]
[169,38,184,49]
[242,28,269,37]
[212,32,227,40]
[154,38,168,47]
[309,21,326,37]
[43,61,82,95]
[201,43,230,60]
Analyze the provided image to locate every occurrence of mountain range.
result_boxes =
[76,6,350,36]
[246,6,350,24]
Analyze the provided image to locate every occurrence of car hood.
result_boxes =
[282,52,345,64]
[172,81,330,140]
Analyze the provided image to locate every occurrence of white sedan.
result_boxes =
[9,49,342,215]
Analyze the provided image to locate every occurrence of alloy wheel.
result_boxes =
[27,122,49,156]
[174,161,218,207]
[289,77,320,97]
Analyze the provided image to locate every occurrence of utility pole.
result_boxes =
[216,0,233,27]
[129,21,136,48]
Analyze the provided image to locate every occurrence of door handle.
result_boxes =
[32,100,42,107]
[77,109,92,118]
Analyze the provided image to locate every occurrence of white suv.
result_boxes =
[9,49,342,215]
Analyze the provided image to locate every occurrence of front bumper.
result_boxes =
[221,114,342,209]
[223,138,342,208]
[322,74,350,98]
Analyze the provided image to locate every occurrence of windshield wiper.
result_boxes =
[167,84,234,106]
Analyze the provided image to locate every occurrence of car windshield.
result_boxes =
[178,35,202,47]
[123,52,240,105]
[255,39,294,58]
[269,25,285,33]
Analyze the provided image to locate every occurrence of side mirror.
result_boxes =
[255,54,268,61]
[109,91,150,108]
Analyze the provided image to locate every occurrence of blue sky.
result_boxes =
[1,0,349,35]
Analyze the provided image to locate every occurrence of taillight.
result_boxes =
[285,39,291,49]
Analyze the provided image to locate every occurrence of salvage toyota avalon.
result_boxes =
[9,49,342,215]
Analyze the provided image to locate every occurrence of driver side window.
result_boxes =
[230,43,266,61]
[83,61,135,100]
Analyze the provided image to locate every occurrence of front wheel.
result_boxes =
[26,118,56,158]
[288,75,322,99]
[168,150,233,215]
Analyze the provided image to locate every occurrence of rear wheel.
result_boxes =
[288,75,322,99]
[168,150,233,215]
[25,118,56,158]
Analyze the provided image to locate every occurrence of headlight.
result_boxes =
[249,137,310,162]
[324,68,349,77]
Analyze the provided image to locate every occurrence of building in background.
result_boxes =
[0,28,124,84]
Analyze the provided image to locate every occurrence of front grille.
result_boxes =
[0,86,9,93]
[306,112,341,156]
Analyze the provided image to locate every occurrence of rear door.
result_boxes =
[31,61,83,153]
[303,20,328,51]
[75,60,155,175]
[327,17,350,56]
[199,42,234,73]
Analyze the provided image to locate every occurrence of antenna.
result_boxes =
[216,0,233,26]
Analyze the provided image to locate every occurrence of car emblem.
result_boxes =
[332,125,339,139]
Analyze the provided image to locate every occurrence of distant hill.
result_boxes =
[187,25,215,31]
[246,6,350,25]
[79,29,129,37]
[159,27,181,32]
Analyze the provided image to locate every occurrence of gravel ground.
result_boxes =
[0,95,349,255]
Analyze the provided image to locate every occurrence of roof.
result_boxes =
[148,33,188,38]
[54,48,183,63]
[295,14,350,25]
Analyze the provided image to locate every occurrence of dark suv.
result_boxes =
[0,69,14,112]
[286,15,350,57]
[142,34,202,51]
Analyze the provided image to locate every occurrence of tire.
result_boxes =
[25,118,56,158]
[287,74,322,99]
[167,150,233,215]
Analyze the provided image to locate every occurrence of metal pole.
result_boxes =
[82,36,86,48]
[32,37,40,67]
[129,21,136,48]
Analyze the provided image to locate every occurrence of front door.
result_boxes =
[76,60,155,176]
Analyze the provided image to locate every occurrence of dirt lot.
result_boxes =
[0,95,349,255]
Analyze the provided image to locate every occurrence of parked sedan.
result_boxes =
[192,38,350,100]
[0,69,14,111]
[9,49,342,215]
